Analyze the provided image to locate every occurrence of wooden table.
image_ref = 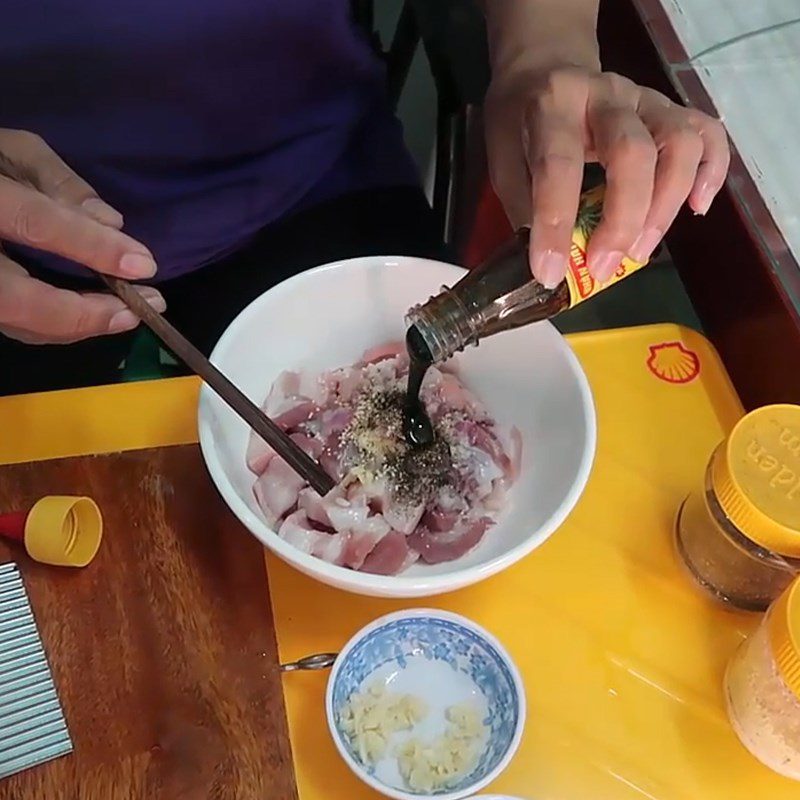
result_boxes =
[0,381,296,800]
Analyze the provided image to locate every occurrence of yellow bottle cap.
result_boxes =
[768,577,800,700]
[24,496,103,567]
[711,404,800,556]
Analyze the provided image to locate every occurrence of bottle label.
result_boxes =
[564,185,648,309]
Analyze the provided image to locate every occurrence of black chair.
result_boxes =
[352,0,491,255]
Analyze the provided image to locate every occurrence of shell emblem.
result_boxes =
[647,342,700,384]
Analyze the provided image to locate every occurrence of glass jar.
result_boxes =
[676,405,800,611]
[725,577,800,779]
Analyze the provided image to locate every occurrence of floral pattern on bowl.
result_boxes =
[326,609,526,799]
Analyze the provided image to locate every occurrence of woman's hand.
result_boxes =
[485,63,730,287]
[0,128,164,344]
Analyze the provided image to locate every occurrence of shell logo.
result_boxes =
[647,342,700,384]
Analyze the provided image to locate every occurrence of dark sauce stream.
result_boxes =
[403,326,435,447]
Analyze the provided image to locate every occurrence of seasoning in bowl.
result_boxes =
[339,682,429,764]
[396,703,487,792]
[339,682,487,793]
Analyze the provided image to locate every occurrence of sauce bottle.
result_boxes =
[402,186,648,446]
[405,185,648,366]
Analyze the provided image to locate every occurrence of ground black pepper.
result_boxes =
[343,388,454,507]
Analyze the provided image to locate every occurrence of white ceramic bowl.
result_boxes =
[325,609,526,800]
[198,256,595,597]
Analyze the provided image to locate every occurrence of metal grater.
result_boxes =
[0,562,72,779]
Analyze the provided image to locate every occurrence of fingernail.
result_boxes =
[119,253,157,279]
[108,309,139,333]
[82,197,124,228]
[139,290,167,313]
[629,227,662,263]
[532,250,567,289]
[589,250,625,283]
[694,181,713,216]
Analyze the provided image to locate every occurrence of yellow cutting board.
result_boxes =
[270,324,799,799]
[0,323,790,799]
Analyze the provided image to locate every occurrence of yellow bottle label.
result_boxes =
[564,185,648,309]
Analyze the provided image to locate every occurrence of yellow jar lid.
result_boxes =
[769,577,800,700]
[24,496,103,567]
[712,404,800,556]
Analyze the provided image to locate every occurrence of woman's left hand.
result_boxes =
[484,64,730,287]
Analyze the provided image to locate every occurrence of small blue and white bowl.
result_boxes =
[326,610,526,800]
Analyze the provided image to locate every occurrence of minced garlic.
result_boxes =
[396,703,486,792]
[339,685,487,792]
[339,683,429,765]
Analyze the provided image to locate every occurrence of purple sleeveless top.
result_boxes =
[0,0,418,279]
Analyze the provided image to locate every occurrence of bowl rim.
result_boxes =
[197,255,597,595]
[324,608,527,800]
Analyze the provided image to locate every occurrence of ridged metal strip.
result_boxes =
[0,563,72,779]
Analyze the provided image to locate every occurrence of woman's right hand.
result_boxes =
[0,129,165,344]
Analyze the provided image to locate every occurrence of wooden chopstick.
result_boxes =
[102,276,335,496]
